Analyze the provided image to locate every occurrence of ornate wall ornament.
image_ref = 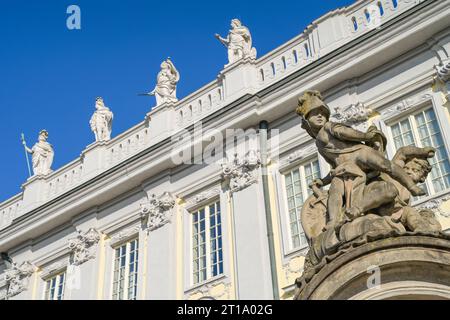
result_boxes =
[3,261,35,298]
[140,192,176,231]
[110,225,141,246]
[417,195,450,218]
[187,279,232,300]
[68,228,101,266]
[435,59,450,83]
[330,102,374,132]
[381,93,432,120]
[284,144,317,166]
[186,188,221,208]
[221,150,261,193]
[41,260,68,279]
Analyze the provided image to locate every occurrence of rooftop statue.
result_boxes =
[90,97,113,142]
[147,58,180,106]
[295,90,442,271]
[23,130,54,176]
[215,18,257,65]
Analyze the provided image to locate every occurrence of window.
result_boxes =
[192,201,223,285]
[112,238,139,300]
[284,159,321,249]
[390,107,450,197]
[44,271,66,300]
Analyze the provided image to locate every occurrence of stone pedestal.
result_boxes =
[295,233,450,300]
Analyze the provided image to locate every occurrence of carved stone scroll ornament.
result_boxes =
[436,59,450,83]
[3,261,35,298]
[330,102,374,132]
[68,228,101,266]
[140,192,176,231]
[221,150,261,193]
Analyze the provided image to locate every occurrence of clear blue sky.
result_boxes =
[0,0,355,200]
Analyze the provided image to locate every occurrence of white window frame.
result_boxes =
[43,271,66,300]
[190,200,223,286]
[280,156,322,251]
[111,238,139,300]
[386,105,450,198]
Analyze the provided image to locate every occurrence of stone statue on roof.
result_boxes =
[90,97,113,142]
[215,18,257,65]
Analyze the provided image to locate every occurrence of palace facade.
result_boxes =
[1,0,450,300]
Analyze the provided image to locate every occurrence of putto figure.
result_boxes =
[23,130,54,176]
[90,97,113,142]
[215,18,257,65]
[148,58,180,106]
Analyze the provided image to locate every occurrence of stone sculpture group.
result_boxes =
[294,90,443,295]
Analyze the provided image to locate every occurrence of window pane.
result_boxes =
[284,159,320,249]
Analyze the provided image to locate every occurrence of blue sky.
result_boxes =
[0,0,355,200]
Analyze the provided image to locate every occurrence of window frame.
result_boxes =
[384,104,450,200]
[278,154,324,253]
[189,200,224,287]
[43,270,66,301]
[111,237,139,300]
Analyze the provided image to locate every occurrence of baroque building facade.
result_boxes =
[1,0,450,300]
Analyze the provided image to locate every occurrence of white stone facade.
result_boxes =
[1,0,450,300]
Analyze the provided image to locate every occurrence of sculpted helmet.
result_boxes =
[296,90,330,120]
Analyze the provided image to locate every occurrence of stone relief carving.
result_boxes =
[330,102,374,132]
[110,225,141,245]
[435,59,450,82]
[90,97,113,142]
[215,18,257,65]
[187,188,221,208]
[187,279,232,300]
[285,145,317,166]
[68,228,101,266]
[23,130,54,176]
[3,261,35,298]
[381,93,432,120]
[140,192,176,231]
[41,260,68,278]
[417,195,450,218]
[221,150,261,193]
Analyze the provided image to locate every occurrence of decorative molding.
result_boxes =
[110,225,141,246]
[140,192,176,231]
[221,150,261,193]
[68,228,101,266]
[330,102,374,132]
[186,188,221,209]
[417,195,450,218]
[380,93,432,120]
[284,144,317,167]
[3,261,35,298]
[41,259,68,279]
[435,59,450,83]
[186,278,232,300]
